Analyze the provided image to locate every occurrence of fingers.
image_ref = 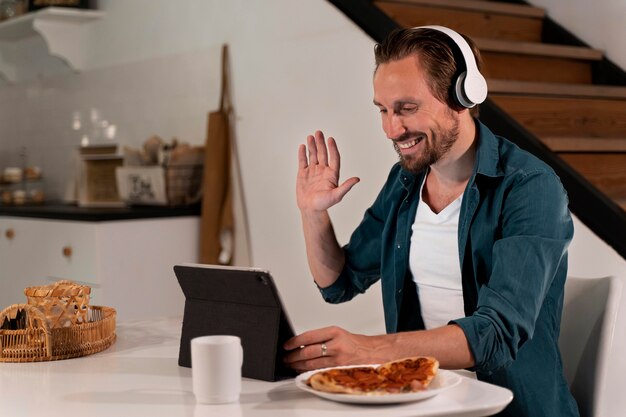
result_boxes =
[307,134,318,165]
[314,130,329,166]
[284,326,335,350]
[297,144,308,170]
[283,341,336,372]
[320,177,361,205]
[327,136,340,171]
[297,132,359,206]
[283,327,356,372]
[331,176,360,203]
[302,131,333,168]
[290,356,336,372]
[284,342,330,363]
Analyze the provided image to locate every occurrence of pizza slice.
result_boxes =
[306,356,439,395]
[307,366,385,394]
[377,356,439,392]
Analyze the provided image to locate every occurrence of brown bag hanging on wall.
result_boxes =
[199,44,234,265]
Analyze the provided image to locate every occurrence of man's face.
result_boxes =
[373,56,460,174]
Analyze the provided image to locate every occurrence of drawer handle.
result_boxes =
[62,246,73,258]
[5,228,14,240]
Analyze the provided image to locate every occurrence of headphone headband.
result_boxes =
[414,25,488,108]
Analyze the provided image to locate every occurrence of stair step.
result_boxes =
[377,0,545,18]
[481,51,594,84]
[542,137,626,152]
[476,38,603,61]
[489,94,626,137]
[478,40,602,83]
[488,79,626,99]
[374,0,544,42]
[558,153,626,199]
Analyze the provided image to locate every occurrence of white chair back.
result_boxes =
[559,276,622,417]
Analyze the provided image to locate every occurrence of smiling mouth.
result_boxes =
[396,135,425,150]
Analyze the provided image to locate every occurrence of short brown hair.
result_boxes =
[374,27,483,117]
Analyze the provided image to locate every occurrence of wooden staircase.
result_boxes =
[373,0,626,212]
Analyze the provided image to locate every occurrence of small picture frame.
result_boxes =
[115,166,168,206]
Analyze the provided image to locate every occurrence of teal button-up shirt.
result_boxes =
[319,120,578,416]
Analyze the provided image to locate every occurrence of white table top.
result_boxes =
[0,317,513,417]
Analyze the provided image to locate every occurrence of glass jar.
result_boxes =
[0,0,24,21]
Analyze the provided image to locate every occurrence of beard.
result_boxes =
[393,116,460,175]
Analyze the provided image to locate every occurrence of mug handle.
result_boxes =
[239,343,244,367]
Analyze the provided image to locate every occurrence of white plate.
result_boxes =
[295,365,462,404]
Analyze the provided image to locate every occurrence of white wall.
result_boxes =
[0,0,393,335]
[0,0,625,413]
[528,0,626,69]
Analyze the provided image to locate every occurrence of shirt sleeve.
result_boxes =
[318,165,403,304]
[452,169,574,374]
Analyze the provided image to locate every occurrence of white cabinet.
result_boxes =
[0,7,104,82]
[0,217,97,308]
[0,215,199,320]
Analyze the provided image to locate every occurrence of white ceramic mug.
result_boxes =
[191,335,243,404]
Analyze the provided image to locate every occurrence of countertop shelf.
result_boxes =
[0,202,200,221]
[0,7,104,82]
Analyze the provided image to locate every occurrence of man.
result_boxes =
[283,26,579,417]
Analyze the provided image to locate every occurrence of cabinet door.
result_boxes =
[0,217,98,309]
[34,219,98,283]
[0,218,28,308]
[1,217,46,307]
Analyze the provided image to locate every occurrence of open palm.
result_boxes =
[297,131,359,212]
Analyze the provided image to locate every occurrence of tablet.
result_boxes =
[174,263,297,381]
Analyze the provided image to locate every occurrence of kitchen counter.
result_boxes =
[0,202,200,221]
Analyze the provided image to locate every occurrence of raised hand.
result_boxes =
[297,131,360,213]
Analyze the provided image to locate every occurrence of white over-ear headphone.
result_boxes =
[415,25,488,108]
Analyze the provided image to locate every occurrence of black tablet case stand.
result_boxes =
[175,265,297,381]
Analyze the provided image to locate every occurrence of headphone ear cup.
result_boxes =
[415,26,488,108]
[464,72,488,106]
[454,72,475,108]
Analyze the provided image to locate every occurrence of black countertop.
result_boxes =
[0,202,201,222]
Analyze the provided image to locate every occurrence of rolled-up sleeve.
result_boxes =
[319,205,385,303]
[319,166,405,304]
[452,170,573,374]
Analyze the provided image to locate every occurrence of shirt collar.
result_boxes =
[472,119,504,179]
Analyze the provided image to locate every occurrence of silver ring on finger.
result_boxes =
[321,343,328,357]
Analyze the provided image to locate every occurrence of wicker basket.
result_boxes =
[165,164,203,206]
[24,280,91,328]
[0,304,116,363]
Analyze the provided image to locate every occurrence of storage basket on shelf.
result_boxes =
[165,163,203,206]
[0,280,116,363]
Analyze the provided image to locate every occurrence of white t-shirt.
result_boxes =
[409,178,465,330]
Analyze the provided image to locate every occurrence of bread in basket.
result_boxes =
[0,280,116,362]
